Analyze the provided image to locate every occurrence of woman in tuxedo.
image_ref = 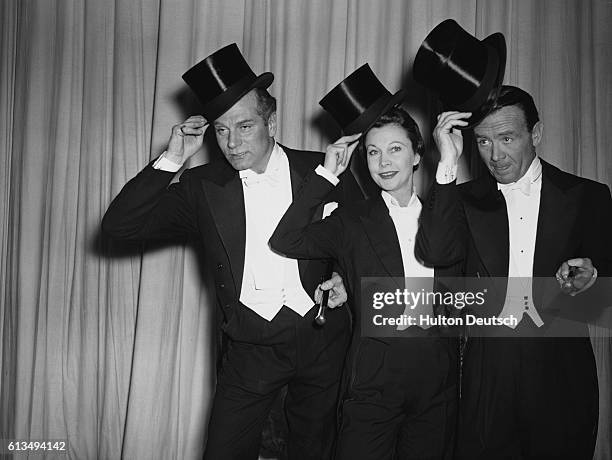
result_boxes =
[270,65,457,460]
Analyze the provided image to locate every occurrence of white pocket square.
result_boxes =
[322,201,338,219]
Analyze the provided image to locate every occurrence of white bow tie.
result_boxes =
[388,205,419,219]
[498,177,532,196]
[241,169,280,187]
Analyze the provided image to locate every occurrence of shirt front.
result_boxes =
[238,142,314,321]
[496,156,544,327]
[381,191,434,329]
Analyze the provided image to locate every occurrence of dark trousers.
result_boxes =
[335,337,458,460]
[204,304,350,460]
[457,336,598,460]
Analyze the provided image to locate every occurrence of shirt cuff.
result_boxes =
[153,152,182,172]
[435,161,458,184]
[315,164,340,186]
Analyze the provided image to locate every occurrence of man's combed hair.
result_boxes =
[366,106,425,157]
[254,88,277,122]
[489,85,540,131]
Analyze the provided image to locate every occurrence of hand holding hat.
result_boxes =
[165,115,207,166]
[433,111,471,164]
[323,133,362,177]
[319,64,406,175]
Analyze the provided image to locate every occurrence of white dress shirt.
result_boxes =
[496,157,544,327]
[381,191,434,279]
[154,143,313,321]
[381,191,434,329]
[435,157,545,326]
[237,143,314,320]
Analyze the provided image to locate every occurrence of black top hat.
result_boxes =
[182,43,274,122]
[413,19,506,127]
[319,64,406,136]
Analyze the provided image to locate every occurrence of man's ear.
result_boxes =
[267,112,278,137]
[531,121,543,147]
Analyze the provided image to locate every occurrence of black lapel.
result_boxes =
[284,146,325,279]
[201,160,246,292]
[285,145,319,205]
[463,175,510,276]
[359,195,405,288]
[533,160,576,276]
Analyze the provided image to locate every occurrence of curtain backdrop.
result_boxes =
[1,0,611,458]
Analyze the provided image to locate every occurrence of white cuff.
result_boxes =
[315,165,340,186]
[153,152,182,172]
[435,161,458,184]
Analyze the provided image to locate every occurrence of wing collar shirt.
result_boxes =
[238,142,314,321]
[497,156,544,327]
[381,191,434,278]
[382,191,434,329]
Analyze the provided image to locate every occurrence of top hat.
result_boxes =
[413,19,506,127]
[319,64,406,136]
[182,43,274,122]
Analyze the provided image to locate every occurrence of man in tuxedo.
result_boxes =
[102,44,362,459]
[416,85,612,459]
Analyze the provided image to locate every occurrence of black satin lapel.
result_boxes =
[202,174,246,292]
[287,148,325,280]
[464,189,509,276]
[360,197,405,287]
[287,147,312,200]
[289,160,304,202]
[533,171,575,276]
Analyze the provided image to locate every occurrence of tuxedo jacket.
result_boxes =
[416,159,612,279]
[415,159,612,325]
[102,146,363,341]
[270,171,459,343]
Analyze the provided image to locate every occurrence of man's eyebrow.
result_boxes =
[213,118,256,127]
[495,130,517,136]
[475,130,516,137]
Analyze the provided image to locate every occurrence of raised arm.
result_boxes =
[102,116,206,240]
[416,111,470,266]
[270,134,361,260]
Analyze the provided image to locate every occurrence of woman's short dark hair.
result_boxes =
[362,106,424,157]
[487,85,540,132]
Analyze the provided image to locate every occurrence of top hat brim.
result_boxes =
[200,72,274,122]
[342,88,407,136]
[460,32,507,128]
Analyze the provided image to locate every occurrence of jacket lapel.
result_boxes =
[360,195,405,287]
[201,161,246,292]
[533,160,576,276]
[285,146,325,279]
[463,175,510,276]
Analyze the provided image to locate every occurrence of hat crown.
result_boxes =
[320,64,405,135]
[182,43,273,121]
[186,44,256,100]
[413,19,506,126]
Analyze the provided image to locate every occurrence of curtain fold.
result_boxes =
[1,1,610,458]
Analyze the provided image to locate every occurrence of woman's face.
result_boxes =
[365,123,421,199]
